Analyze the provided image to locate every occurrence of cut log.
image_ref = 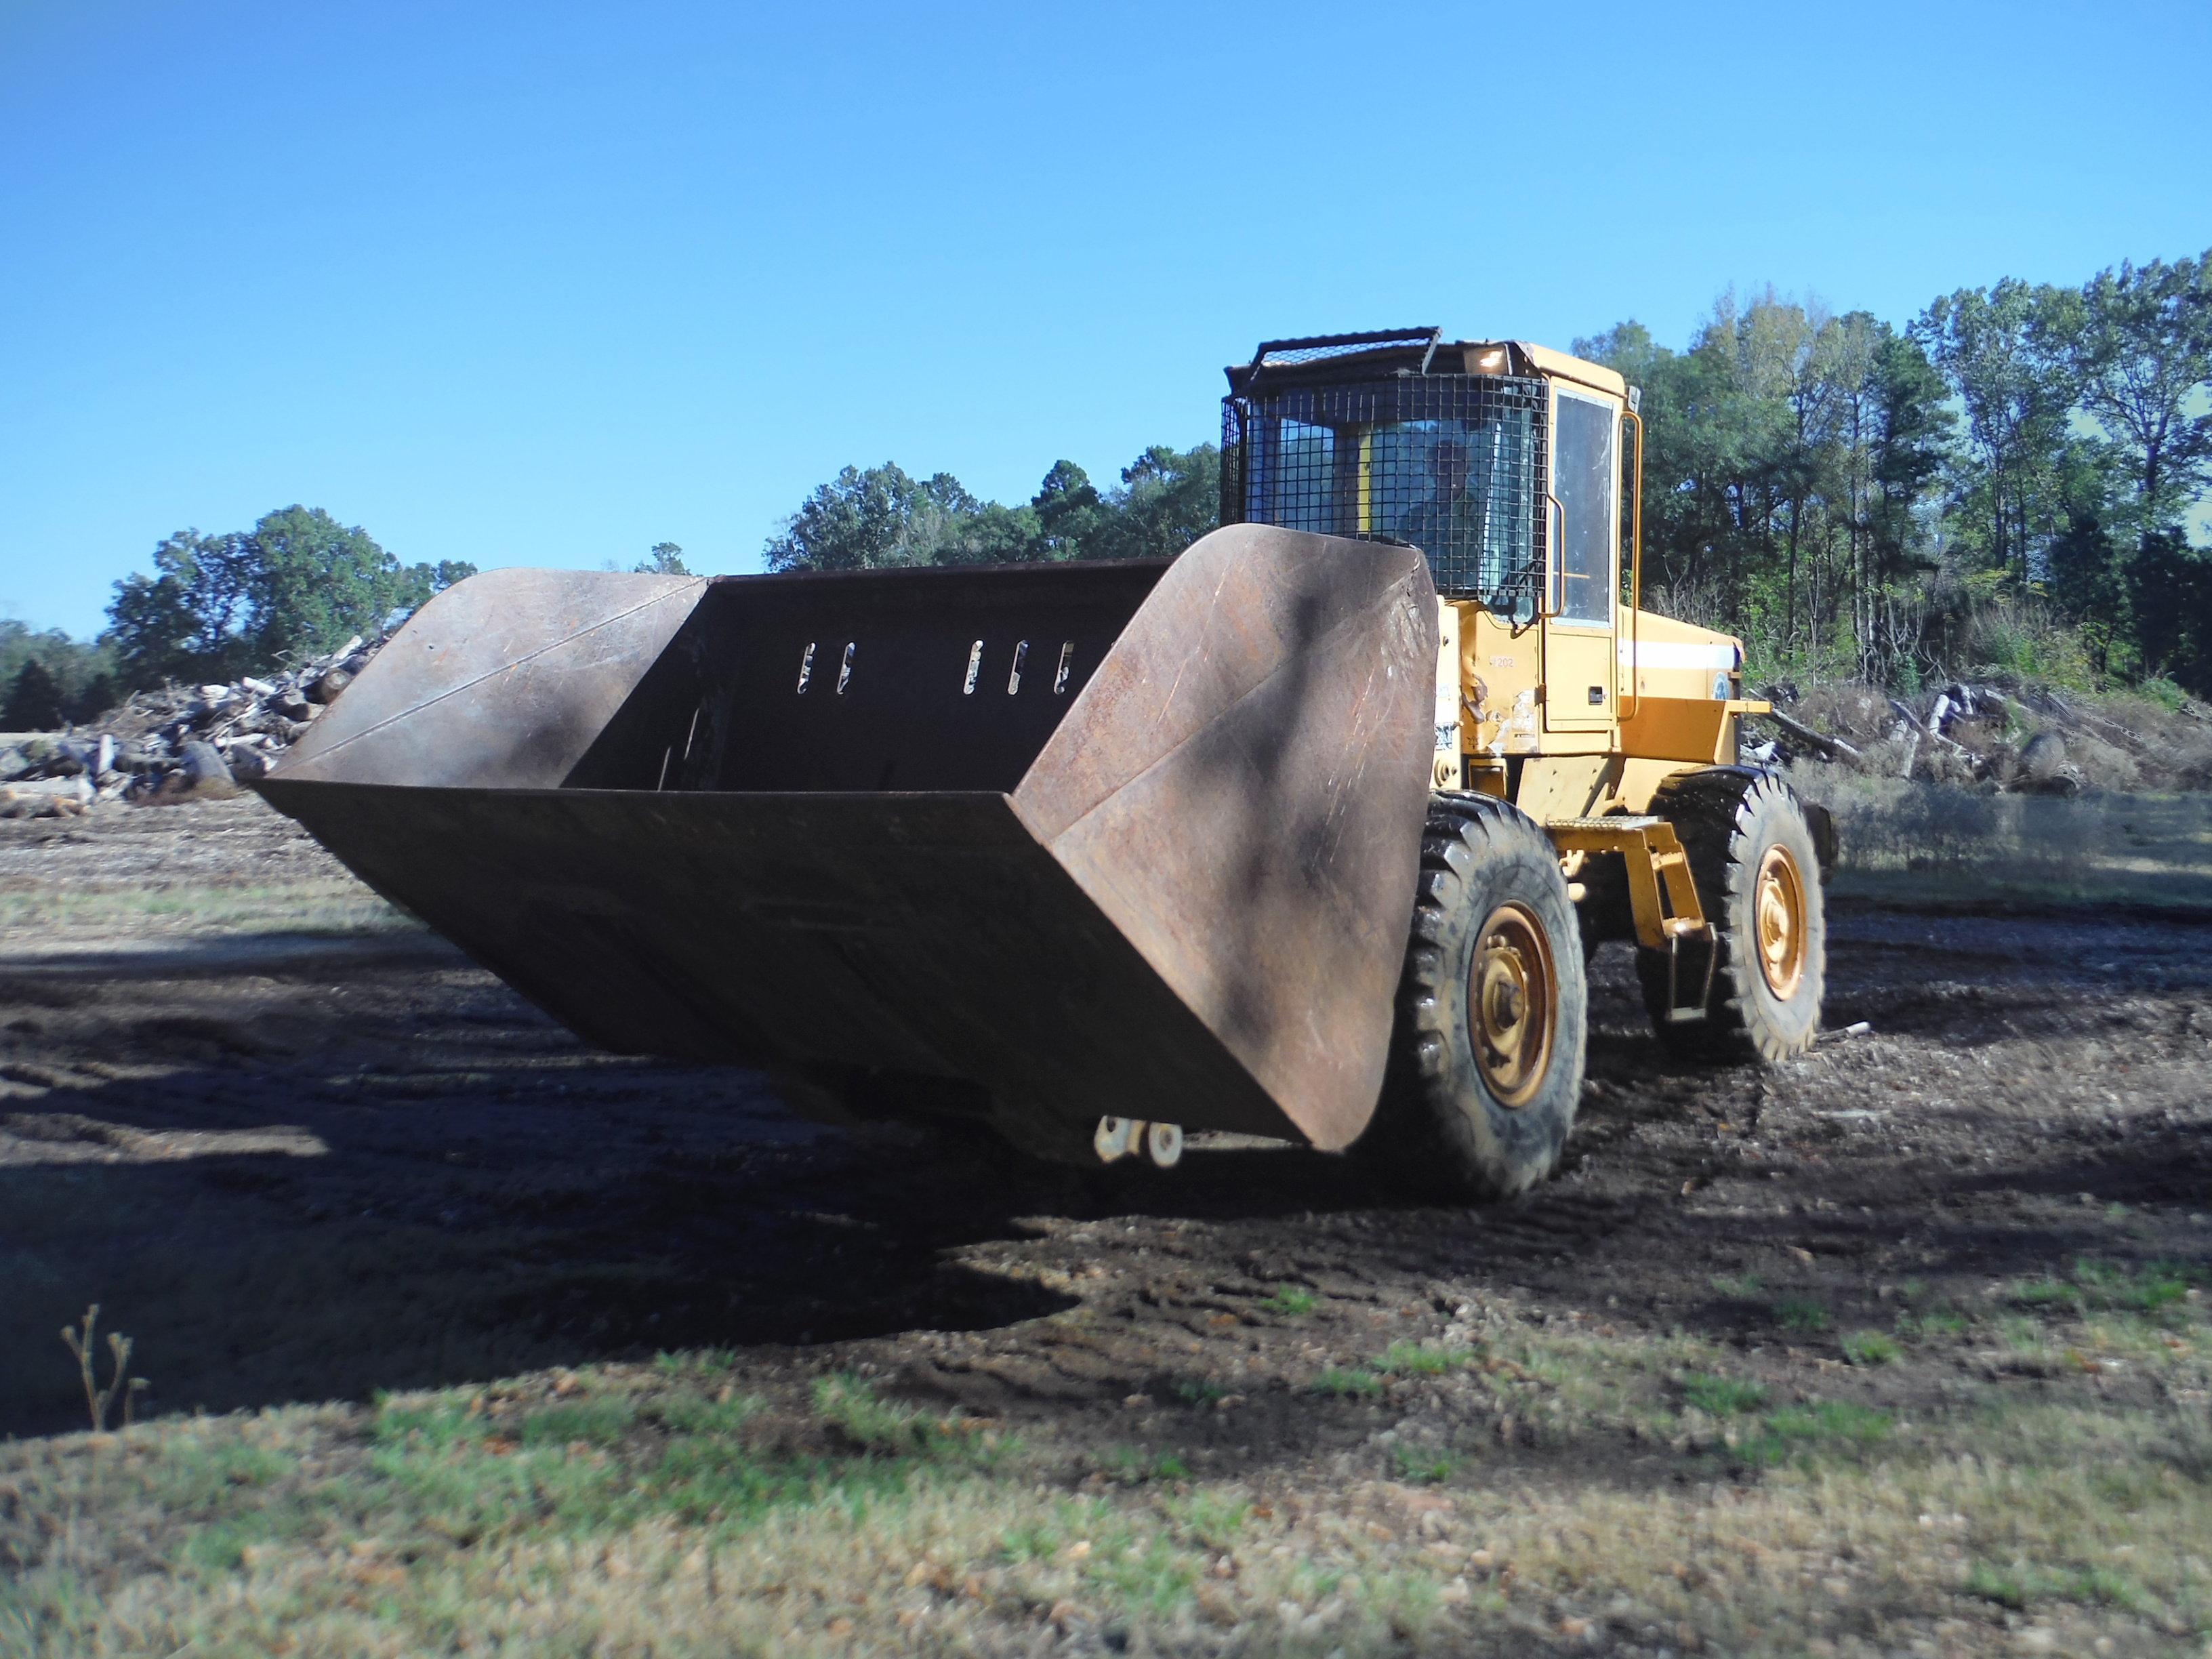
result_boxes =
[1757,707,1866,766]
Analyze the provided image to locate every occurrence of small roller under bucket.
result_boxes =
[256,526,1439,1151]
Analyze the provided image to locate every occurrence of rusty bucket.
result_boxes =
[256,525,1439,1150]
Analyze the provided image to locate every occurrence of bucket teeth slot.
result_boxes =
[1054,640,1075,694]
[963,640,983,695]
[795,641,816,694]
[837,641,856,695]
[1007,640,1028,695]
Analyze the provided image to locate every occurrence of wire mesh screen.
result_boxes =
[1252,329,1439,370]
[1221,375,1548,609]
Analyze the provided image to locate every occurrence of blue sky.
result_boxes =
[3,0,2207,638]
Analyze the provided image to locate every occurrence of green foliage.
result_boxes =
[69,672,118,723]
[633,541,691,575]
[2127,534,2212,695]
[0,618,117,726]
[1581,248,2212,693]
[764,444,1218,573]
[104,507,474,691]
[2,659,64,729]
[1962,592,2098,690]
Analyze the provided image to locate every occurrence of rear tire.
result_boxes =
[1637,767,1825,1064]
[1362,796,1588,1200]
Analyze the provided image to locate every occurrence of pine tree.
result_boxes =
[2,659,66,730]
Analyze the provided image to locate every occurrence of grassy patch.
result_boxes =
[812,1374,994,1462]
[651,1347,739,1378]
[0,880,414,942]
[1372,1340,1470,1376]
[1735,1401,1893,1468]
[1966,1559,2147,1614]
[1772,1295,1831,1334]
[1389,1444,1460,1484]
[1094,1445,1190,1486]
[1260,1284,1319,1318]
[516,1397,640,1448]
[1681,1374,1769,1416]
[1165,1490,1248,1549]
[1898,1305,1971,1339]
[7,1273,2211,1654]
[1313,1366,1384,1397]
[2074,1258,2198,1316]
[1841,1330,1900,1367]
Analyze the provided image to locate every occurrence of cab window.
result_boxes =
[1552,392,1616,626]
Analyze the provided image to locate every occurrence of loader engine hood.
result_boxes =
[256,527,1440,1151]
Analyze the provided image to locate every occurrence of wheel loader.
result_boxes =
[255,327,1827,1200]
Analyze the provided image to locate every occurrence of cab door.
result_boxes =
[1542,386,1620,733]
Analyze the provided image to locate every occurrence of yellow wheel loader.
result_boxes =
[256,327,1828,1200]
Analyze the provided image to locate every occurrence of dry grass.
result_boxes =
[5,1279,2209,1656]
[1790,767,2212,907]
[0,880,411,947]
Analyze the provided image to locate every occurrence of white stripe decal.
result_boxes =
[1617,640,1738,670]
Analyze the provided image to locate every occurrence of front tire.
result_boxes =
[1363,796,1588,1200]
[1637,767,1825,1064]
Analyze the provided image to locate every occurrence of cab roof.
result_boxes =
[1225,327,1626,402]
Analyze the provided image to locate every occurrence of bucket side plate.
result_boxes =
[253,781,1294,1137]
[1016,525,1439,1150]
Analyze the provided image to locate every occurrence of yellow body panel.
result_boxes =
[1412,348,1757,954]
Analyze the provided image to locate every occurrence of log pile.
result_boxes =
[0,636,383,819]
[1747,678,2212,795]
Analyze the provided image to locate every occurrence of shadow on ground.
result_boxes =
[5,901,2211,1460]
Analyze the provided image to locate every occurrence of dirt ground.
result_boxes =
[3,797,2210,1656]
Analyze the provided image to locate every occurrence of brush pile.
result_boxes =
[0,636,384,819]
[1750,678,2212,795]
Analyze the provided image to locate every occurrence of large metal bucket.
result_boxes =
[256,525,1438,1150]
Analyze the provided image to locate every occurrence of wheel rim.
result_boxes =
[1753,844,1808,1000]
[1468,901,1557,1108]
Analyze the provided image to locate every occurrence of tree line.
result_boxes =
[756,249,2209,696]
[763,445,1219,572]
[104,506,477,689]
[1,506,477,728]
[1575,250,2212,693]
[9,251,2203,730]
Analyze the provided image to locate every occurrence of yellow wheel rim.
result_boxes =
[1754,844,1808,1000]
[1469,902,1557,1108]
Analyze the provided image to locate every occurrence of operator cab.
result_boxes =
[1221,327,1626,630]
